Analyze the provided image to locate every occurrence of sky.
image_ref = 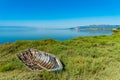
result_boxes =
[0,0,120,28]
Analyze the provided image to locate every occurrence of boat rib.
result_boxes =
[18,48,63,71]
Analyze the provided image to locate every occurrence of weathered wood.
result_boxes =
[18,48,63,71]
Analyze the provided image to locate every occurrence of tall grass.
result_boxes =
[0,31,120,80]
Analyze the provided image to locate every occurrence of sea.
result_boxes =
[0,26,113,44]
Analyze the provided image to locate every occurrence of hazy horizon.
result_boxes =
[0,16,120,28]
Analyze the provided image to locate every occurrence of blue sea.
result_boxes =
[0,26,112,44]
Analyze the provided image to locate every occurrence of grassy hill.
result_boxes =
[0,30,120,80]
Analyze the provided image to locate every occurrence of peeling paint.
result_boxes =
[18,48,63,71]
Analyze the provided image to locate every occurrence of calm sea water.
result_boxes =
[0,26,112,44]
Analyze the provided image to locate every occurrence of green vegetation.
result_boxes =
[0,30,120,80]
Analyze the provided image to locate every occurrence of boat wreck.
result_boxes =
[18,48,63,71]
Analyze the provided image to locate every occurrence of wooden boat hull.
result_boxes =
[18,48,63,71]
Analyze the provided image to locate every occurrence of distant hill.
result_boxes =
[69,25,120,30]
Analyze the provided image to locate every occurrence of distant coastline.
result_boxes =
[1,25,119,44]
[69,25,120,30]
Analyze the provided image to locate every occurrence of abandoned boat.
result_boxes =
[18,48,63,71]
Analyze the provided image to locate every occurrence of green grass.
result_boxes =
[0,31,120,80]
